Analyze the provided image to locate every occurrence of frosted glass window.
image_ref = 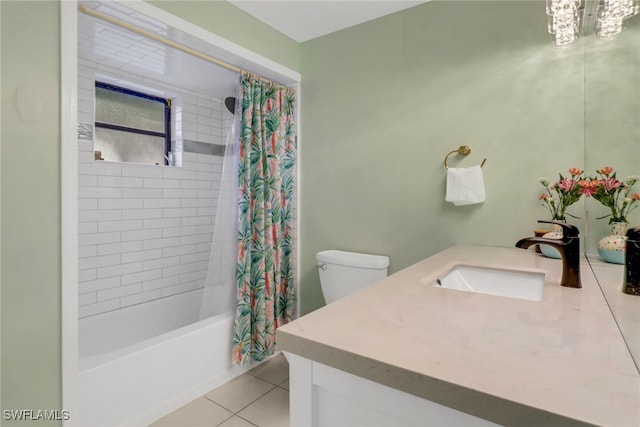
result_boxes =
[95,128,165,165]
[96,86,164,132]
[94,82,170,165]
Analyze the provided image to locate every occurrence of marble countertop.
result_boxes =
[277,245,640,426]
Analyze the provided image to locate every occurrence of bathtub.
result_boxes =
[78,289,248,426]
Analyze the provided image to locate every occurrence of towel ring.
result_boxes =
[444,145,487,169]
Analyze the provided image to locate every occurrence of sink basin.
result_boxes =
[432,265,544,301]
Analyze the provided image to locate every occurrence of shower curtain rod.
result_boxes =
[77,4,291,90]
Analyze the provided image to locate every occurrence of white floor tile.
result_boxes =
[150,397,233,427]
[237,387,289,427]
[217,415,258,427]
[152,355,290,427]
[205,373,276,413]
[248,353,289,385]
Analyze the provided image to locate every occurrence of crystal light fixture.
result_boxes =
[596,0,639,39]
[546,0,583,47]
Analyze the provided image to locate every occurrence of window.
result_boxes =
[94,82,171,165]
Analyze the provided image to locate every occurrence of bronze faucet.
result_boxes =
[515,221,581,289]
[623,226,640,296]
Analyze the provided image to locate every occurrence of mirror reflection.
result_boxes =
[584,18,640,254]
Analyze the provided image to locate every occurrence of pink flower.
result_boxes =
[589,167,639,223]
[601,177,621,192]
[538,169,586,220]
[557,179,577,192]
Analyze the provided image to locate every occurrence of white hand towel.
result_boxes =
[445,165,486,206]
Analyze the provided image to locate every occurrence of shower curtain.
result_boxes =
[232,73,296,366]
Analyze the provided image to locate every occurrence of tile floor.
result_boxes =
[151,353,290,427]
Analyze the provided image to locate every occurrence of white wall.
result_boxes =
[77,60,232,318]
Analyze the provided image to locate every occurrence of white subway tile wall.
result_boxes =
[77,61,229,318]
[77,60,297,320]
[78,149,226,318]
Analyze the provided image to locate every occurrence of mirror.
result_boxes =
[586,256,640,370]
[584,18,640,254]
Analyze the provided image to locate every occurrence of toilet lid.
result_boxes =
[316,250,389,269]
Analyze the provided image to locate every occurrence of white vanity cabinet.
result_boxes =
[277,246,640,426]
[286,352,499,427]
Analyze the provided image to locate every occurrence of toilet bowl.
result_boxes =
[316,250,390,304]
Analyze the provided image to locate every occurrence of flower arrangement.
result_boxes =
[580,166,640,224]
[538,168,585,221]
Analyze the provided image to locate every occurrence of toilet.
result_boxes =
[316,250,390,304]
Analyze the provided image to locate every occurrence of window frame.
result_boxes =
[94,81,172,165]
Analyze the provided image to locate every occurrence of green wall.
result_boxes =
[299,1,591,314]
[0,1,297,424]
[1,2,62,425]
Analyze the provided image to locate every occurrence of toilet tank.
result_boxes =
[317,250,390,304]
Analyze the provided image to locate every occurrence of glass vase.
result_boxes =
[598,222,628,265]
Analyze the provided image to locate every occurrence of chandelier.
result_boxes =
[596,0,639,38]
[546,0,583,46]
[546,0,639,46]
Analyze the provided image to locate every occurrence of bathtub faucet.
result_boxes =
[515,220,581,289]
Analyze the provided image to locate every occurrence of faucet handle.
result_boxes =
[537,220,580,237]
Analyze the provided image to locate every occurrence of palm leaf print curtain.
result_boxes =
[232,74,296,366]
